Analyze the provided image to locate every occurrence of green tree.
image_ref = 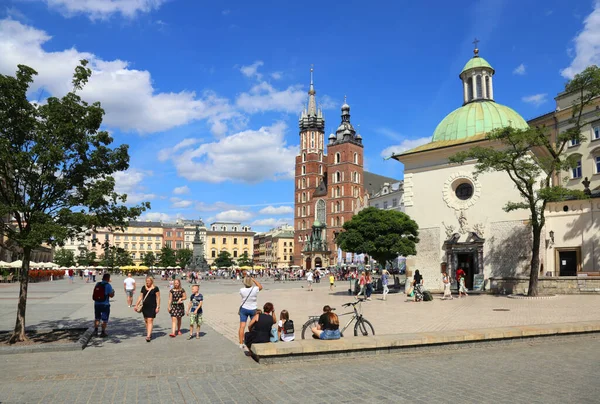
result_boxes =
[336,207,419,269]
[214,251,235,268]
[236,251,253,267]
[159,246,177,267]
[0,62,148,343]
[142,251,156,267]
[100,246,133,270]
[449,66,599,296]
[77,250,97,267]
[176,248,193,268]
[53,249,76,267]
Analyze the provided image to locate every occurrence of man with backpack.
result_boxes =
[93,273,115,337]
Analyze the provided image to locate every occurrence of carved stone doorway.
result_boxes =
[444,232,484,290]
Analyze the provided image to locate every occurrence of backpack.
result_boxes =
[283,319,295,335]
[92,282,106,302]
[423,290,433,302]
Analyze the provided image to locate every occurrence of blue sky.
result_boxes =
[1,0,598,231]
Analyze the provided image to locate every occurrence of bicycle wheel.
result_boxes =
[301,319,319,340]
[354,318,375,336]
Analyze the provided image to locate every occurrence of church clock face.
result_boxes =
[442,172,481,211]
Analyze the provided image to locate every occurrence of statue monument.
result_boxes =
[186,224,210,272]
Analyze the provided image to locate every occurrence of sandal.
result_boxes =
[196,335,200,339]
[145,337,151,342]
[169,334,176,338]
[188,335,194,340]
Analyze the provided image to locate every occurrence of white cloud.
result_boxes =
[380,137,431,157]
[195,201,236,212]
[140,212,182,222]
[0,19,238,135]
[258,205,293,215]
[270,71,282,80]
[513,63,526,75]
[113,168,156,204]
[522,93,548,106]
[36,0,166,19]
[240,60,264,80]
[375,128,403,142]
[251,218,292,227]
[172,186,190,195]
[214,210,253,222]
[222,9,231,16]
[561,1,600,79]
[170,197,193,209]
[236,82,307,113]
[160,122,297,183]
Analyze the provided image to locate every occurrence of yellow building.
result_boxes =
[113,221,164,265]
[206,222,254,265]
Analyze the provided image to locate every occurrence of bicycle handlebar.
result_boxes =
[342,299,364,307]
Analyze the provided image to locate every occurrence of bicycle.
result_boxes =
[300,300,375,339]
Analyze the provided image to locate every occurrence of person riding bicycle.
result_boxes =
[311,305,341,340]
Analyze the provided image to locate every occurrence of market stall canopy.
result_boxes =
[0,261,11,268]
[9,260,23,268]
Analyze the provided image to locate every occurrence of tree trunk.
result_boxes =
[9,247,31,344]
[528,226,541,297]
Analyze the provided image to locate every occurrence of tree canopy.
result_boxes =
[236,251,253,267]
[336,207,419,268]
[100,246,133,269]
[142,251,157,267]
[176,248,193,268]
[214,251,235,268]
[159,246,177,267]
[0,61,148,342]
[450,65,600,296]
[53,249,76,267]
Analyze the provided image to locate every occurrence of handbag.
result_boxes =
[238,286,254,315]
[135,287,153,313]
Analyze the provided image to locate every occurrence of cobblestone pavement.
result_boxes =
[0,334,598,403]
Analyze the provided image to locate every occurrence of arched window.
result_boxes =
[476,75,482,99]
[316,199,326,223]
[335,217,340,226]
[571,154,583,179]
[467,79,473,102]
[335,201,340,213]
[335,186,340,197]
[335,152,341,164]
[336,171,341,183]
[319,152,322,162]
[319,165,323,175]
[302,153,306,162]
[302,165,306,175]
[485,76,490,98]
[302,192,306,202]
[302,178,306,189]
[302,220,306,230]
[298,236,302,242]
[302,206,306,216]
[354,153,358,164]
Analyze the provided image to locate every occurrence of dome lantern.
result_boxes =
[460,39,495,105]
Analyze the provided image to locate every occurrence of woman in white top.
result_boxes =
[277,310,295,342]
[238,276,263,349]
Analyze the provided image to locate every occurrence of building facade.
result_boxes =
[162,224,185,250]
[293,69,366,269]
[179,219,207,252]
[253,225,294,268]
[369,181,404,212]
[206,222,254,265]
[113,221,163,265]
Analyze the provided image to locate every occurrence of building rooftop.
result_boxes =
[364,171,401,196]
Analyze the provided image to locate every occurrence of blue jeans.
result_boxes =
[365,283,373,298]
[239,307,256,323]
[320,329,341,340]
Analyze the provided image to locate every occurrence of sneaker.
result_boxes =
[93,328,99,337]
[239,344,245,349]
[100,332,108,338]
[188,335,194,340]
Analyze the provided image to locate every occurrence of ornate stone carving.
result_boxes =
[472,222,485,237]
[442,171,482,211]
[457,209,470,234]
[442,221,455,239]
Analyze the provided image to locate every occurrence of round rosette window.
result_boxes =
[442,173,481,210]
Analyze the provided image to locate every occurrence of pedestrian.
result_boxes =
[306,270,314,291]
[134,276,161,342]
[356,271,366,299]
[244,302,276,349]
[68,268,74,284]
[458,270,469,298]
[412,269,424,302]
[238,276,263,349]
[311,305,341,340]
[92,268,97,282]
[329,272,335,292]
[92,273,115,338]
[442,270,453,300]
[381,270,389,301]
[365,270,373,301]
[168,279,186,337]
[277,309,295,342]
[123,272,136,307]
[187,284,203,340]
[84,268,89,283]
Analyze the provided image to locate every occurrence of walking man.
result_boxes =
[93,273,115,338]
[306,270,314,291]
[124,272,136,307]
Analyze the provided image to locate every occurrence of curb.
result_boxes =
[0,327,93,355]
[507,294,559,299]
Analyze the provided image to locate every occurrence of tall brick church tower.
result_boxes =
[293,70,364,269]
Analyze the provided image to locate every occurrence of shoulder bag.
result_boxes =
[135,287,153,313]
[238,286,254,315]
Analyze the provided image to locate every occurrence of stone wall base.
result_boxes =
[489,276,600,295]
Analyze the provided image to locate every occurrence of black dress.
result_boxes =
[141,286,159,319]
[244,313,273,348]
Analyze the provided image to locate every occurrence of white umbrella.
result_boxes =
[45,262,59,268]
[9,260,23,268]
[0,261,11,268]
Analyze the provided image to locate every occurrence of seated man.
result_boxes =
[311,305,341,340]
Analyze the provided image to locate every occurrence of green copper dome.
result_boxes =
[432,101,529,142]
[460,56,494,75]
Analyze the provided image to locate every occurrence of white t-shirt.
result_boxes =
[84,269,89,276]
[306,272,314,282]
[124,277,136,290]
[278,320,295,342]
[239,287,259,310]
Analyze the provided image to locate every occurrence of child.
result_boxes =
[329,273,335,292]
[186,284,203,339]
[458,274,468,298]
[277,310,295,342]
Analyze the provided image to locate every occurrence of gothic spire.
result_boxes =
[307,65,317,117]
[298,65,325,132]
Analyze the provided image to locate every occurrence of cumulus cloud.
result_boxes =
[113,168,156,204]
[513,63,526,75]
[172,186,190,195]
[140,212,182,222]
[236,82,306,113]
[35,0,166,19]
[380,137,431,158]
[561,1,600,79]
[258,205,293,215]
[214,210,253,222]
[522,93,548,106]
[240,60,264,80]
[270,71,283,80]
[0,19,238,135]
[170,197,193,209]
[159,122,297,183]
[195,201,236,212]
[251,218,292,227]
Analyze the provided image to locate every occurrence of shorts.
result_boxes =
[94,305,110,323]
[320,329,341,340]
[307,280,314,284]
[125,290,134,297]
[239,307,256,323]
[190,313,204,326]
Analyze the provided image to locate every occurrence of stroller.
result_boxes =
[413,284,424,302]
